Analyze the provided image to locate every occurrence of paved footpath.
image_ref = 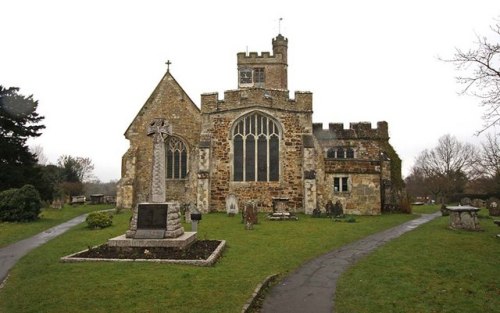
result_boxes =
[261,212,441,313]
[0,213,90,286]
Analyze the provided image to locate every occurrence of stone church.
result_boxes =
[116,34,403,215]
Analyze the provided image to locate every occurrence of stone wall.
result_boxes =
[200,88,312,212]
[324,173,382,215]
[313,122,398,215]
[117,71,201,208]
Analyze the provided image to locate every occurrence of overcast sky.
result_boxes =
[1,0,499,182]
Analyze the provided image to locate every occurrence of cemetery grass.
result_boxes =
[0,204,114,248]
[411,204,440,215]
[0,211,416,313]
[335,209,500,313]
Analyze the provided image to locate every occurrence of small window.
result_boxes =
[333,177,349,192]
[239,69,252,84]
[326,147,355,159]
[346,148,354,158]
[337,147,345,159]
[254,68,265,84]
[327,148,336,158]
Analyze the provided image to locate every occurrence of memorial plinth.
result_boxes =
[109,118,196,248]
[446,206,481,231]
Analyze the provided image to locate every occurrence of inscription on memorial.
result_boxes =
[137,203,168,229]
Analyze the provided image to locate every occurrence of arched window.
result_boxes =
[165,136,188,179]
[337,147,345,159]
[327,148,336,158]
[233,112,280,181]
[346,148,355,159]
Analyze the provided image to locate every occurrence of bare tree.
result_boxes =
[444,22,500,133]
[413,134,478,202]
[416,135,478,177]
[29,144,48,165]
[479,132,500,177]
[57,155,95,183]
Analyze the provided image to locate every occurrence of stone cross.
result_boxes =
[147,118,172,203]
[165,60,172,71]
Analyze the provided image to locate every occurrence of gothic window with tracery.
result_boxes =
[233,112,280,182]
[165,136,188,179]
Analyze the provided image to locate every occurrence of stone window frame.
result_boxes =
[254,68,265,86]
[333,175,351,193]
[231,111,282,182]
[165,136,189,180]
[326,147,355,159]
[239,67,253,87]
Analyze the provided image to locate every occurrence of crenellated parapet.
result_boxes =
[201,88,312,114]
[237,51,286,65]
[313,121,389,140]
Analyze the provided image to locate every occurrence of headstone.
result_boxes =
[332,200,344,217]
[244,201,258,230]
[226,194,239,216]
[184,203,194,223]
[312,207,321,218]
[488,200,499,216]
[325,200,334,217]
[51,199,62,209]
[440,204,449,216]
[460,197,471,206]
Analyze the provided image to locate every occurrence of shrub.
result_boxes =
[398,194,412,214]
[86,211,113,229]
[0,185,42,222]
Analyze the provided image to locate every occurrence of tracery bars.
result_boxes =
[166,137,188,179]
[233,113,280,181]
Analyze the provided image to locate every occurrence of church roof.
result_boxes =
[124,70,200,137]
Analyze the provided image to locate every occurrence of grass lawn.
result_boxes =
[0,204,114,248]
[411,204,441,215]
[335,209,500,313]
[0,211,415,313]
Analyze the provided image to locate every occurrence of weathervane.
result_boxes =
[278,17,283,34]
[165,60,172,72]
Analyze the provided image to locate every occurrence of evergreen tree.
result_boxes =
[0,86,45,191]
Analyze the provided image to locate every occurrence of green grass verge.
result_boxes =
[335,209,500,313]
[0,204,114,248]
[411,204,440,215]
[0,212,415,313]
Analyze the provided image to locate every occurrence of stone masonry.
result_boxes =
[117,34,403,215]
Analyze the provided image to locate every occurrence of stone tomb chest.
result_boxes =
[446,205,481,231]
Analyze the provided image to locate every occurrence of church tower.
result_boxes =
[237,34,288,90]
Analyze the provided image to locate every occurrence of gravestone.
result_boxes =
[184,203,194,223]
[325,200,334,217]
[51,199,62,209]
[226,194,239,216]
[489,201,499,216]
[243,201,258,230]
[460,197,471,206]
[332,200,344,217]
